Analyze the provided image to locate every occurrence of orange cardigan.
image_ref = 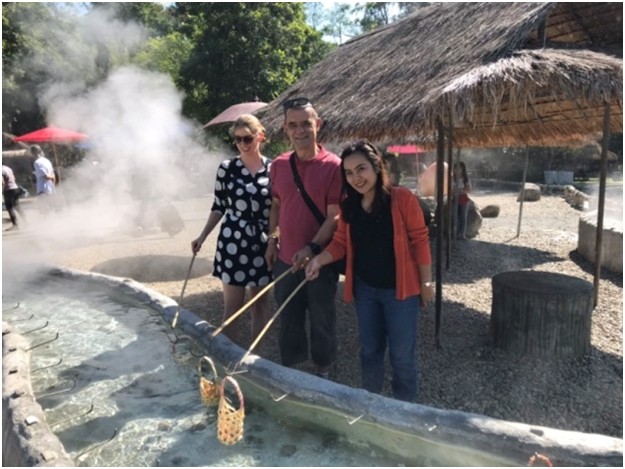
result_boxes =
[325,186,431,303]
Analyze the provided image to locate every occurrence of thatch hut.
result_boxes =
[258,2,623,340]
[260,2,622,147]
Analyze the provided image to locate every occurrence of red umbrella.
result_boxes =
[12,126,88,143]
[386,144,426,154]
[203,102,268,128]
[12,126,89,182]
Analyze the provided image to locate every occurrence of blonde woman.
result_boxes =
[192,114,272,344]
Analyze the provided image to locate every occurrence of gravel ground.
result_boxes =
[3,182,622,438]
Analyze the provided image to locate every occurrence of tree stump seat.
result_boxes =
[490,271,593,358]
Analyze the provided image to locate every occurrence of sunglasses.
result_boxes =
[234,135,255,145]
[282,97,313,110]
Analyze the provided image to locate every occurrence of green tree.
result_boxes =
[397,2,433,18]
[173,3,332,127]
[2,3,84,133]
[322,3,359,44]
[132,32,193,86]
[91,2,173,36]
[305,2,326,30]
[357,2,393,32]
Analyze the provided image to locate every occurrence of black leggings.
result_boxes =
[3,188,23,225]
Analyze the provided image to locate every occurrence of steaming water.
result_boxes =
[2,277,397,467]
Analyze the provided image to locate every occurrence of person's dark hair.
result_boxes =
[30,145,43,157]
[339,139,391,223]
[454,161,469,185]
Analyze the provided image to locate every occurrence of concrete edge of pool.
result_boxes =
[2,266,623,467]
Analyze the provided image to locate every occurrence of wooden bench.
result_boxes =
[491,271,594,358]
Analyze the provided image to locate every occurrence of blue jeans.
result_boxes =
[354,277,419,402]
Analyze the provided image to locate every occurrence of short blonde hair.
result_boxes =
[231,114,265,136]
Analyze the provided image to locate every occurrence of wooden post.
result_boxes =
[516,147,529,238]
[445,112,454,269]
[435,117,445,348]
[593,103,610,307]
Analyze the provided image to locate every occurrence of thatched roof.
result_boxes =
[259,2,622,148]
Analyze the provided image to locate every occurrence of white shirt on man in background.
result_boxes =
[33,155,55,195]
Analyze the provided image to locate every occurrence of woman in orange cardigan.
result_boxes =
[306,139,433,402]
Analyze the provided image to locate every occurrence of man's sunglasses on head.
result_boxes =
[282,97,313,111]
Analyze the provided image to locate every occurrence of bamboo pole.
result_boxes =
[171,253,197,329]
[211,268,292,338]
[238,277,308,366]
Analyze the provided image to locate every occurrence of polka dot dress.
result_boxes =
[212,157,272,287]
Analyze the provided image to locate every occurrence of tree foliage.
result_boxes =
[2,3,88,133]
[172,2,331,126]
[357,2,393,32]
[2,2,332,136]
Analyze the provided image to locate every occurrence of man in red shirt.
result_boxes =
[265,97,342,378]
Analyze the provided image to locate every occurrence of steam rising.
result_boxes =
[3,5,226,283]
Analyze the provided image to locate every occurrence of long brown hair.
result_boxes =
[339,139,392,223]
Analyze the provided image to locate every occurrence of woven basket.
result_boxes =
[217,376,245,445]
[198,356,220,407]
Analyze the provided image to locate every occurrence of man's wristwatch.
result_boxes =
[308,242,322,255]
[422,281,434,288]
[267,231,279,243]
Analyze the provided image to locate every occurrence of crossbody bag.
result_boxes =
[289,152,345,275]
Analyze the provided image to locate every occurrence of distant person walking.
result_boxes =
[31,144,57,213]
[453,161,472,240]
[192,114,272,345]
[31,145,56,195]
[2,164,25,230]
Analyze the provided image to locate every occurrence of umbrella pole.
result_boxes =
[51,144,61,183]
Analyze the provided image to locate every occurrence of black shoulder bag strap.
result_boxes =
[289,152,325,225]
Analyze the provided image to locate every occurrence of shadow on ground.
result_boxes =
[568,249,623,287]
[443,240,565,285]
[91,255,212,282]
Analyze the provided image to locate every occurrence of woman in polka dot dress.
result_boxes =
[192,114,272,345]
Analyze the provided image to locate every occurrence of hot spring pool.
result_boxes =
[2,275,399,467]
[3,268,622,467]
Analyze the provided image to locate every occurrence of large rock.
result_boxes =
[442,199,483,238]
[480,205,500,218]
[563,185,590,210]
[517,183,541,202]
[466,200,483,238]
